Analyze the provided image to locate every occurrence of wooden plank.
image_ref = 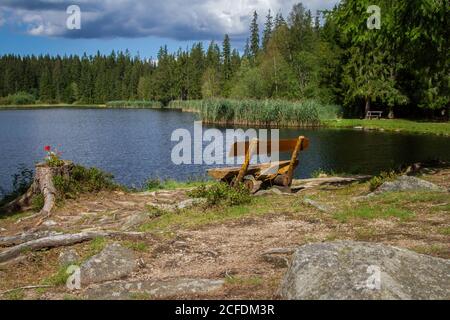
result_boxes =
[229,138,309,157]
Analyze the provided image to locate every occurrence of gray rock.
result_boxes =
[80,243,137,285]
[121,213,148,231]
[279,241,450,300]
[303,198,332,213]
[85,278,225,300]
[375,175,444,194]
[58,249,80,266]
[177,198,207,210]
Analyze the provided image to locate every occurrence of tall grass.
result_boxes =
[106,100,162,108]
[193,99,341,127]
[167,100,203,112]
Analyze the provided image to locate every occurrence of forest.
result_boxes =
[0,0,448,119]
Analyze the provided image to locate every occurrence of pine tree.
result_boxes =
[262,10,273,51]
[222,34,232,81]
[250,11,260,60]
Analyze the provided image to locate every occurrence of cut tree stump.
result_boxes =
[1,161,73,217]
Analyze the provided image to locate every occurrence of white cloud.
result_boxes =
[0,0,338,40]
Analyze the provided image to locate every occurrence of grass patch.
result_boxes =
[122,241,149,252]
[324,119,450,136]
[413,244,448,257]
[40,266,71,287]
[143,177,210,192]
[4,289,25,300]
[140,197,272,233]
[225,275,263,287]
[438,227,450,236]
[334,204,415,222]
[85,237,107,257]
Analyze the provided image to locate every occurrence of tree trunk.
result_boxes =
[388,108,395,119]
[364,97,371,119]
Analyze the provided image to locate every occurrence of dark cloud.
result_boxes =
[0,0,337,40]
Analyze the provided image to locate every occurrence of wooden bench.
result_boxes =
[207,136,309,193]
[366,111,383,119]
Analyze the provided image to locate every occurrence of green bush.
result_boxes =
[0,92,36,105]
[53,165,116,199]
[31,194,45,212]
[188,182,251,207]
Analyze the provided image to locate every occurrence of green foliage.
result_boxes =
[188,182,252,207]
[31,194,45,212]
[369,171,398,191]
[53,165,116,199]
[106,100,162,108]
[0,92,36,105]
[4,289,25,300]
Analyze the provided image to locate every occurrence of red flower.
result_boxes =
[44,146,51,152]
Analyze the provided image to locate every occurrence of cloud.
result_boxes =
[0,0,338,40]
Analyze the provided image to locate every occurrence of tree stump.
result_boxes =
[1,161,73,216]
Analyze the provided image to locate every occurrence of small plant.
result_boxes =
[369,171,398,191]
[44,145,64,167]
[188,182,251,207]
[31,193,45,212]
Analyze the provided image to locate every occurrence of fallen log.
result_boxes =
[0,231,146,263]
[291,175,372,191]
[0,230,62,247]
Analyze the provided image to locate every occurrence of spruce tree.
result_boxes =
[250,11,260,60]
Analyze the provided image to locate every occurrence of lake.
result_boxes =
[0,108,449,195]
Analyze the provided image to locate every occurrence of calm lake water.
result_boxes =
[0,108,449,195]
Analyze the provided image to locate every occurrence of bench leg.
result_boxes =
[286,136,304,186]
[234,138,258,187]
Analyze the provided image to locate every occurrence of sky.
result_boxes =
[0,0,338,59]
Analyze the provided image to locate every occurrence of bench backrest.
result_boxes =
[229,137,309,157]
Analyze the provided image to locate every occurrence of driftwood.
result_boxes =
[291,175,372,191]
[0,231,145,263]
[0,285,54,296]
[1,161,73,218]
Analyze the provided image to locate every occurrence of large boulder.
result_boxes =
[80,243,137,285]
[279,241,450,300]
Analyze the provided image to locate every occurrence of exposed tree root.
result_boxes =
[0,231,146,263]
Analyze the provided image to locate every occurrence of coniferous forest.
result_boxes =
[0,1,448,119]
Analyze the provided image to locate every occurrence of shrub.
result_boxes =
[54,165,116,199]
[31,194,45,212]
[0,92,36,105]
[369,171,398,191]
[188,182,251,207]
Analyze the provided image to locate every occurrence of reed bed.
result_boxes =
[167,100,203,112]
[106,100,162,108]
[194,99,341,127]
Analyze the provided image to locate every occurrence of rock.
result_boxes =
[43,220,57,227]
[58,249,80,266]
[121,213,148,231]
[303,198,332,213]
[374,175,444,194]
[80,243,137,285]
[85,278,225,300]
[261,248,296,268]
[254,187,289,197]
[177,198,207,210]
[279,241,450,300]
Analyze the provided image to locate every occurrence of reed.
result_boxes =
[106,100,162,108]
